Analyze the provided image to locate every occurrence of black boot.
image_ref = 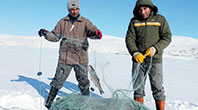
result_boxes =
[45,86,59,109]
[81,88,90,96]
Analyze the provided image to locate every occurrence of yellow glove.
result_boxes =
[134,52,146,63]
[145,47,156,57]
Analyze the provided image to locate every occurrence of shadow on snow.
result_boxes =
[11,75,102,99]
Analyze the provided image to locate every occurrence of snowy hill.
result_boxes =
[1,34,198,59]
[0,34,198,110]
[164,36,198,59]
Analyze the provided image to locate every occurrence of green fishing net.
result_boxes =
[50,93,149,110]
[50,58,152,110]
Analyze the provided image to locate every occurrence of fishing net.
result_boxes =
[40,34,151,110]
[50,60,152,110]
[50,93,149,110]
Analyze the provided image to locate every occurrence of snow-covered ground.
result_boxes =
[0,34,198,110]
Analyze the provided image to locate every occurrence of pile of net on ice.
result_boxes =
[48,44,152,110]
[50,93,149,110]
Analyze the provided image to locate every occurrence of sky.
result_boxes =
[0,0,198,38]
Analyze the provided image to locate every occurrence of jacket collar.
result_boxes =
[63,14,83,22]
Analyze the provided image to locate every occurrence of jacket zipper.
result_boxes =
[144,20,147,52]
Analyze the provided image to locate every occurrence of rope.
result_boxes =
[131,58,153,91]
[102,57,152,94]
[100,57,153,110]
[37,37,43,110]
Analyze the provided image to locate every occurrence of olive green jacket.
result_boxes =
[125,0,172,63]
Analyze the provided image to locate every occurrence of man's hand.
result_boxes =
[145,47,156,57]
[134,52,146,63]
[96,30,102,39]
[38,29,48,37]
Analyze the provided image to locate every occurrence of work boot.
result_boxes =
[134,97,144,104]
[81,88,90,96]
[155,100,165,110]
[45,87,59,109]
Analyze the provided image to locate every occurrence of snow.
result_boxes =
[0,34,198,110]
[164,36,198,59]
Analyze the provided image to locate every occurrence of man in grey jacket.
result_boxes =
[38,0,102,109]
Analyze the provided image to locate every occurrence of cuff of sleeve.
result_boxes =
[152,45,158,54]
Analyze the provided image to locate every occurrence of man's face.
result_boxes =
[139,6,151,19]
[69,8,80,18]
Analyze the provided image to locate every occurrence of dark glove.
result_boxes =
[96,30,102,39]
[38,29,48,37]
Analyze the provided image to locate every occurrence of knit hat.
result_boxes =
[67,0,80,10]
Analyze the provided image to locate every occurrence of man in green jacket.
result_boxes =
[125,0,171,110]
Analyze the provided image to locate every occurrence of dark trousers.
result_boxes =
[50,63,90,94]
